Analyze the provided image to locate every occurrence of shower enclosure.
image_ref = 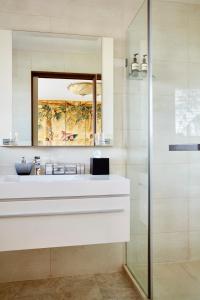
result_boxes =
[126,0,200,299]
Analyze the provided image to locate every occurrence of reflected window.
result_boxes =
[32,72,101,146]
[176,89,200,136]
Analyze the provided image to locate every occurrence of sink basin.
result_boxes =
[0,174,114,183]
[0,174,130,199]
[0,175,20,182]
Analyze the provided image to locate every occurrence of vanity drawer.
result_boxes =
[0,196,130,251]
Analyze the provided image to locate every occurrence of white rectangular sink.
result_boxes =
[0,174,130,199]
[0,174,111,182]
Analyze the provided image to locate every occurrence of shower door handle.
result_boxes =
[169,144,200,151]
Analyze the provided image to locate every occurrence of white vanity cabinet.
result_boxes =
[0,175,130,251]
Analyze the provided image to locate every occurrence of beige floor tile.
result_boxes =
[0,282,22,300]
[95,272,141,299]
[15,295,55,300]
[181,261,200,281]
[95,272,133,289]
[153,261,200,300]
[99,287,139,300]
[0,271,142,300]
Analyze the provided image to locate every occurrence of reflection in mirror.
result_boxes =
[32,72,102,146]
[0,30,113,147]
[175,89,200,137]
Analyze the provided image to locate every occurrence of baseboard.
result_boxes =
[123,265,149,300]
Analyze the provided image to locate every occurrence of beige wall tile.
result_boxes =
[189,232,200,260]
[31,51,66,72]
[110,164,126,176]
[114,94,124,131]
[188,4,200,63]
[114,63,126,95]
[153,198,188,234]
[51,244,125,277]
[152,1,188,29]
[0,243,125,283]
[152,164,189,199]
[187,165,200,198]
[153,61,188,98]
[0,249,50,283]
[189,198,200,231]
[153,232,188,263]
[126,164,147,199]
[153,26,188,62]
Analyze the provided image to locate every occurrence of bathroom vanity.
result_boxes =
[0,175,130,251]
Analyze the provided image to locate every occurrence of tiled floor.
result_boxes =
[0,271,143,300]
[153,261,200,300]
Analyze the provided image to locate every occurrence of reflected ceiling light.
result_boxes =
[68,82,101,96]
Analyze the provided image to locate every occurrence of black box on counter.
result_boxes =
[90,158,109,175]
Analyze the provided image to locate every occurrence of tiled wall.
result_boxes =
[126,1,200,295]
[0,0,141,282]
[0,0,138,175]
[152,1,200,298]
[0,245,125,283]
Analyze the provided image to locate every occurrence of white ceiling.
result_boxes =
[0,0,145,34]
[38,78,93,101]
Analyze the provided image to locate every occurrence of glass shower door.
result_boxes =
[127,0,200,299]
[126,0,150,297]
[152,0,200,299]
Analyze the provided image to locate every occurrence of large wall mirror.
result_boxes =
[0,30,113,147]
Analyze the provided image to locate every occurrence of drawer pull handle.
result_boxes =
[0,208,124,218]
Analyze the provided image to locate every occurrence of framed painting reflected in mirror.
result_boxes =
[32,71,102,146]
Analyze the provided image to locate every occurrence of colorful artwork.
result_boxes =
[37,100,102,146]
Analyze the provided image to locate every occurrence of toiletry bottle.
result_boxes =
[141,55,148,72]
[131,53,140,75]
[14,132,19,145]
[45,163,53,175]
[34,156,41,175]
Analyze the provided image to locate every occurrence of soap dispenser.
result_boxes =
[15,157,33,175]
[141,54,148,73]
[131,53,140,76]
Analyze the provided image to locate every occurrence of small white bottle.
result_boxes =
[141,54,148,72]
[131,53,140,76]
[45,163,53,175]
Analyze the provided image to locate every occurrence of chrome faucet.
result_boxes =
[33,156,41,175]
